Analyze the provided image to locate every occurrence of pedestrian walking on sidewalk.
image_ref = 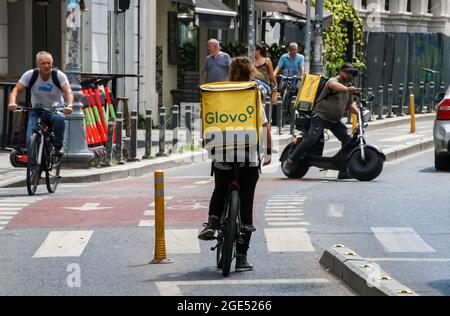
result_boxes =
[8,51,74,155]
[201,39,231,84]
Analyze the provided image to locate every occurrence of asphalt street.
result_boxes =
[0,147,449,296]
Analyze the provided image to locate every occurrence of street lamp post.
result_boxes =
[64,0,94,168]
[247,0,255,64]
[304,0,312,74]
[311,0,324,75]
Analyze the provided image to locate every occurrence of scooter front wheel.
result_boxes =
[348,147,384,181]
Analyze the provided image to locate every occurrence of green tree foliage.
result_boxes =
[314,0,365,76]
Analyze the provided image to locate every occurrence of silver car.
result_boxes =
[434,87,450,170]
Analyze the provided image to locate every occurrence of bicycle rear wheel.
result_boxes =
[46,151,61,194]
[221,190,240,277]
[26,134,42,196]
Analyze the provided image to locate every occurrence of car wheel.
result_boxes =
[435,152,450,171]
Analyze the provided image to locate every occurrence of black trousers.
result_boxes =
[289,115,352,161]
[209,166,260,255]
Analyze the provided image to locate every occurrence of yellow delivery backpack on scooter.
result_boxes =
[200,81,263,163]
[294,73,329,113]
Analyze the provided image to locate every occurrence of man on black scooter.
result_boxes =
[282,62,359,179]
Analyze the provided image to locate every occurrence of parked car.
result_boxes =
[433,87,450,170]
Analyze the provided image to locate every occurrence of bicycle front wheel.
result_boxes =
[46,151,61,194]
[221,190,240,277]
[26,133,42,196]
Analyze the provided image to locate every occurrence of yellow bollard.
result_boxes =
[410,94,416,134]
[151,170,172,264]
[352,113,358,132]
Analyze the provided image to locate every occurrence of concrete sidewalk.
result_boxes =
[0,113,436,188]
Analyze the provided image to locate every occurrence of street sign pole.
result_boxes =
[304,0,312,74]
[311,0,324,75]
[64,0,94,168]
[248,0,255,64]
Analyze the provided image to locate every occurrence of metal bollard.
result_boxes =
[367,87,373,121]
[387,84,393,118]
[128,110,138,162]
[377,86,384,120]
[408,82,414,114]
[172,105,179,153]
[410,94,416,133]
[398,83,405,117]
[115,112,125,165]
[418,81,425,114]
[151,170,172,265]
[157,107,166,157]
[265,96,272,127]
[102,119,115,167]
[185,105,192,147]
[428,82,435,113]
[290,96,296,135]
[143,109,153,159]
[277,96,283,135]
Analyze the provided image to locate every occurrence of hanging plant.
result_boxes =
[313,0,365,76]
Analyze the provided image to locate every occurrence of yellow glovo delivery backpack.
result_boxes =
[200,81,263,164]
[294,73,329,112]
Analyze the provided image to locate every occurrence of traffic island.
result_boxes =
[320,245,419,296]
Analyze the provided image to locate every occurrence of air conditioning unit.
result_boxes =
[115,0,131,13]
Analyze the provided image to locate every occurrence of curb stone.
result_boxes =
[320,245,419,296]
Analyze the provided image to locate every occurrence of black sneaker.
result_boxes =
[338,170,354,180]
[198,215,219,241]
[235,254,254,272]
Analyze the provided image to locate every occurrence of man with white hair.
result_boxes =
[8,51,73,155]
[202,39,231,84]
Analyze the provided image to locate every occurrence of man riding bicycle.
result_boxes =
[274,43,305,94]
[8,51,73,156]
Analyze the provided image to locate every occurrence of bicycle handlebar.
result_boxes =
[14,106,64,114]
[278,75,299,80]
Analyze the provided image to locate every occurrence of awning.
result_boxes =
[172,0,196,6]
[194,0,237,29]
[256,0,333,28]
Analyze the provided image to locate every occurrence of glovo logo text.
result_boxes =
[205,106,255,125]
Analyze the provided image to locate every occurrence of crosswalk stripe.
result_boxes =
[0,212,19,215]
[266,213,304,217]
[0,221,8,225]
[371,227,436,253]
[265,209,304,213]
[0,216,13,221]
[33,231,94,258]
[166,229,200,254]
[266,217,303,221]
[0,208,22,211]
[138,220,155,227]
[265,228,315,252]
[268,222,311,226]
[194,181,211,185]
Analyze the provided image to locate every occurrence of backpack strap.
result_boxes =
[28,69,40,90]
[51,69,63,91]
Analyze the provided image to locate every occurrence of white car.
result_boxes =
[434,87,450,170]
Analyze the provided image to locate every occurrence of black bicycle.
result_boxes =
[279,75,299,126]
[211,163,254,277]
[16,106,63,196]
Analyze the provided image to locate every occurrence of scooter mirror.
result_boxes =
[362,109,372,123]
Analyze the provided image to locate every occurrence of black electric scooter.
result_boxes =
[280,93,386,181]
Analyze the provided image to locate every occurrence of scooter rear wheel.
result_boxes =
[348,147,384,181]
[280,143,309,179]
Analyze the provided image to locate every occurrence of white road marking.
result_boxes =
[371,227,436,253]
[138,220,155,227]
[328,204,344,218]
[266,217,303,221]
[33,231,94,258]
[265,213,304,217]
[65,203,114,212]
[0,208,22,211]
[166,229,200,254]
[144,210,155,216]
[0,212,18,216]
[0,216,13,221]
[0,227,4,231]
[382,134,423,142]
[194,181,211,185]
[268,222,311,227]
[0,221,8,225]
[326,170,339,178]
[0,203,29,207]
[181,185,197,190]
[264,209,304,213]
[265,207,305,211]
[265,228,315,252]
[155,279,330,296]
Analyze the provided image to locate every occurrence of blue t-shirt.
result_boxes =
[277,53,305,77]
